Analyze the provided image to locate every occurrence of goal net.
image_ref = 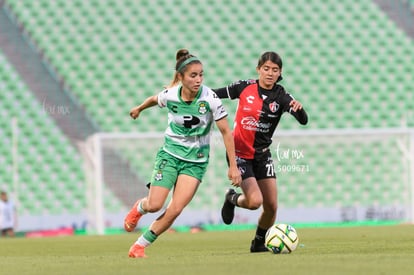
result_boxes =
[83,128,414,234]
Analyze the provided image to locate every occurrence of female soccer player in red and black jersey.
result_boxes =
[213,51,308,252]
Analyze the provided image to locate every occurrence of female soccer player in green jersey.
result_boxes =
[125,49,242,258]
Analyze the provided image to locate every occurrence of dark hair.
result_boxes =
[168,49,201,87]
[257,51,283,82]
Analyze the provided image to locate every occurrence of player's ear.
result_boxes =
[177,72,184,81]
[277,75,283,82]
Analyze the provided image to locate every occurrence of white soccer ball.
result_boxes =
[265,223,299,254]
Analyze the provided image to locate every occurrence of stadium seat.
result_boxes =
[2,0,413,217]
[0,50,128,216]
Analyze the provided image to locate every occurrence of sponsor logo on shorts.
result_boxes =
[154,171,163,181]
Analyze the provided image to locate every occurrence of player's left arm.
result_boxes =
[288,99,308,125]
[209,88,241,186]
[283,91,308,125]
[215,117,242,187]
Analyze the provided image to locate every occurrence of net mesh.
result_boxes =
[86,129,413,231]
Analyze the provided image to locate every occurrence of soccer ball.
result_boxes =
[265,223,299,254]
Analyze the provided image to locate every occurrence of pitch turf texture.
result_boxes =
[1,225,413,275]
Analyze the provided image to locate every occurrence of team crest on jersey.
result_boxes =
[198,102,207,114]
[269,101,279,113]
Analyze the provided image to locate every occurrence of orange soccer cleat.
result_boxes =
[128,244,147,258]
[124,199,143,232]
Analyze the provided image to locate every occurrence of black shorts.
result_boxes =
[228,151,276,180]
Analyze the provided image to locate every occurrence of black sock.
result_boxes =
[254,226,267,244]
[228,192,241,206]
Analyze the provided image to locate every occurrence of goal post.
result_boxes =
[82,128,414,235]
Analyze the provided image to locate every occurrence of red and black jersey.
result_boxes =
[213,79,308,160]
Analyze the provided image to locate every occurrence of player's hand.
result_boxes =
[129,106,141,119]
[289,100,303,112]
[228,166,242,187]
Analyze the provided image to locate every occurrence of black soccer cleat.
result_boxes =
[250,239,269,253]
[221,189,237,225]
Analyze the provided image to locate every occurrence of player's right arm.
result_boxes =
[130,95,158,119]
[213,80,250,99]
[212,86,231,99]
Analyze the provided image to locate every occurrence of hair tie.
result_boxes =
[177,57,200,72]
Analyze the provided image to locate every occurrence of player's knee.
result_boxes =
[245,196,263,210]
[145,201,163,213]
[249,201,262,210]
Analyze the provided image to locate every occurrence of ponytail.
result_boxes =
[167,49,201,88]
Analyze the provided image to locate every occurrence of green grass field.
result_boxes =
[1,225,413,275]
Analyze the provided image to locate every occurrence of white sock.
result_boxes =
[135,235,151,247]
[137,201,147,215]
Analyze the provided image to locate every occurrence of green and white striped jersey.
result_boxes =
[157,85,228,163]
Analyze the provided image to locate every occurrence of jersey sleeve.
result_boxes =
[213,79,254,100]
[281,88,308,125]
[209,90,228,121]
[157,89,169,108]
[281,89,295,112]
